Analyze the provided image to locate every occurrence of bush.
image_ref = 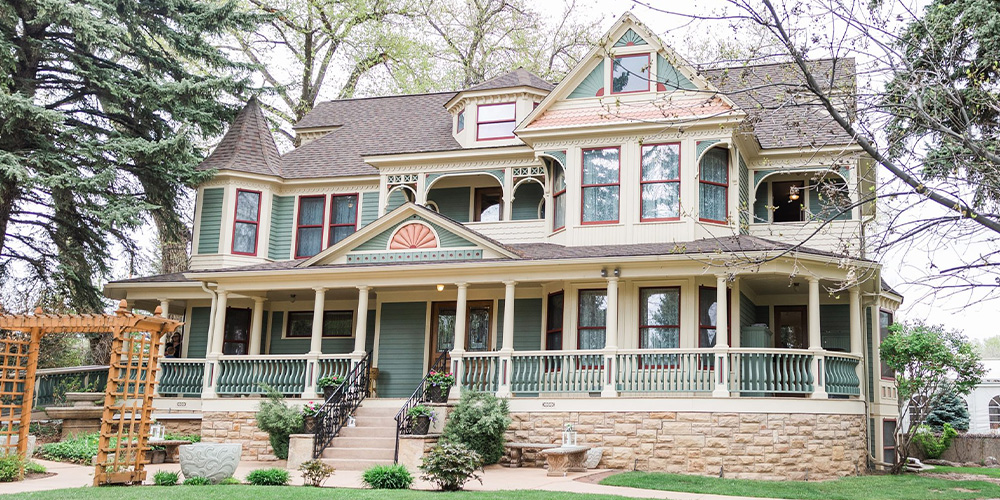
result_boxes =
[419,442,483,491]
[24,461,46,474]
[913,423,959,459]
[153,470,179,486]
[36,433,101,463]
[219,476,242,485]
[183,476,211,485]
[246,467,290,486]
[163,434,201,443]
[362,463,413,489]
[255,386,303,459]
[0,455,25,482]
[441,391,511,464]
[299,459,334,487]
[925,389,971,432]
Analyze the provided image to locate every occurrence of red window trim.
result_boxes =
[285,310,354,338]
[476,102,516,141]
[882,418,897,464]
[326,193,359,248]
[546,291,564,350]
[457,109,465,133]
[699,147,729,224]
[639,142,682,222]
[294,195,326,259]
[577,288,608,350]
[581,146,621,225]
[231,189,261,256]
[698,286,732,347]
[552,190,567,232]
[879,308,896,381]
[638,286,681,369]
[611,53,651,95]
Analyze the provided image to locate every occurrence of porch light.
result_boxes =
[789,186,800,201]
[436,284,445,292]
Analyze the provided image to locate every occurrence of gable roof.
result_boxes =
[466,68,554,92]
[198,98,282,176]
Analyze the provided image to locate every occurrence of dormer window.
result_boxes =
[612,54,650,94]
[457,109,465,132]
[477,102,516,140]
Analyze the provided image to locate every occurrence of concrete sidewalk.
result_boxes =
[0,459,769,500]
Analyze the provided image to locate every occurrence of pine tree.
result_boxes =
[925,388,971,433]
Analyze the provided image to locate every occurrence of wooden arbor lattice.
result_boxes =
[0,301,181,485]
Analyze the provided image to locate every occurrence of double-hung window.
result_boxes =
[286,310,353,338]
[640,143,681,221]
[581,147,620,224]
[612,54,650,94]
[295,195,325,258]
[699,148,729,223]
[457,109,465,132]
[552,165,566,231]
[879,310,894,379]
[640,287,680,349]
[232,189,261,255]
[577,290,607,350]
[477,102,516,140]
[328,194,358,247]
[698,286,731,348]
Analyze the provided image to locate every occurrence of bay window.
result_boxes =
[577,290,607,350]
[232,189,261,255]
[328,194,358,247]
[477,102,516,140]
[295,195,325,258]
[640,143,681,221]
[699,147,729,223]
[612,54,650,94]
[581,147,620,224]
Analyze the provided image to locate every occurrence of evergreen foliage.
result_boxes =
[441,390,510,465]
[925,388,971,432]
[254,386,303,459]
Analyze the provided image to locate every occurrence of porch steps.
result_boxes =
[320,404,399,470]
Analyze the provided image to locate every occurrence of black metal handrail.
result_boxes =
[312,351,372,458]
[393,350,450,462]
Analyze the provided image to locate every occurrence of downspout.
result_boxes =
[200,281,218,349]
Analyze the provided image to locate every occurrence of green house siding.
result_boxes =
[428,187,470,223]
[808,180,852,221]
[377,302,427,398]
[656,53,697,91]
[186,307,211,358]
[386,189,410,212]
[197,188,224,254]
[497,298,543,351]
[820,304,851,352]
[738,154,750,233]
[268,195,294,260]
[267,310,377,355]
[696,140,720,160]
[753,183,769,223]
[354,216,475,251]
[512,183,544,220]
[360,192,379,227]
[568,61,605,99]
[739,292,757,327]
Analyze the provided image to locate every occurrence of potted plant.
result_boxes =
[407,405,435,435]
[424,371,455,403]
[317,375,345,400]
[301,401,321,432]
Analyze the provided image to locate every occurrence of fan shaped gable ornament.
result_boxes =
[389,223,438,249]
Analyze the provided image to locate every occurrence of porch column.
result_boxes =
[249,297,265,356]
[210,290,228,356]
[449,282,468,399]
[730,278,741,348]
[353,286,371,357]
[309,287,326,355]
[157,298,170,357]
[712,275,730,398]
[808,277,828,398]
[497,281,516,397]
[849,287,864,399]
[602,277,619,398]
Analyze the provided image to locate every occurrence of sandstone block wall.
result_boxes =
[159,418,201,437]
[507,411,866,480]
[201,411,276,461]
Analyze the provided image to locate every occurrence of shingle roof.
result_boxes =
[108,272,194,284]
[704,59,856,149]
[466,68,554,92]
[198,98,282,176]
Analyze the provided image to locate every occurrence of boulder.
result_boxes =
[583,447,604,469]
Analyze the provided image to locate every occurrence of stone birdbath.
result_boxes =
[178,443,242,484]
[43,392,105,439]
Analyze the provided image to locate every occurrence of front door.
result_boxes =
[429,301,493,369]
[222,307,252,355]
[774,305,807,349]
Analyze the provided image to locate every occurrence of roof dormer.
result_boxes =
[446,68,553,148]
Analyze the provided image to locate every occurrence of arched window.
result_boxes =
[989,396,1000,430]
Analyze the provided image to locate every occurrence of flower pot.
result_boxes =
[179,443,242,484]
[322,385,340,400]
[425,384,449,403]
[411,415,431,435]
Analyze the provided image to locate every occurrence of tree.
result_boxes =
[880,321,984,473]
[924,386,971,433]
[976,336,1000,358]
[0,0,257,356]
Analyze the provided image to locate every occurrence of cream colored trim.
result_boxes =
[364,145,534,168]
[506,397,865,414]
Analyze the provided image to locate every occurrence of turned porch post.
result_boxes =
[849,287,864,398]
[712,275,730,397]
[353,286,371,358]
[498,281,516,397]
[449,282,469,399]
[210,290,228,356]
[601,276,619,397]
[808,277,828,398]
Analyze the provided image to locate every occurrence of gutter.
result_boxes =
[200,282,219,350]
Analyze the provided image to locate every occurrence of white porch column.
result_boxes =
[602,277,619,397]
[497,281,517,397]
[249,297,265,356]
[730,278,741,348]
[808,277,828,398]
[158,299,170,318]
[210,290,228,356]
[502,167,514,221]
[204,290,227,398]
[154,298,170,396]
[849,287,864,399]
[309,287,326,355]
[712,275,730,397]
[449,283,469,399]
[353,286,371,357]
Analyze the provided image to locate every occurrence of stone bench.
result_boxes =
[538,445,590,477]
[148,439,192,463]
[504,442,560,468]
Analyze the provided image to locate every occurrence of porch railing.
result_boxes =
[158,359,205,396]
[463,353,500,392]
[616,350,715,393]
[312,352,371,458]
[33,365,109,408]
[825,354,861,396]
[394,351,450,463]
[729,350,814,394]
[217,356,309,394]
[509,350,604,393]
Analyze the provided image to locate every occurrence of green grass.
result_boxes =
[2,488,634,500]
[600,471,1000,500]
[920,466,1000,478]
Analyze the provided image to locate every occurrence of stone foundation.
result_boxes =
[158,418,202,437]
[200,411,276,461]
[507,411,866,480]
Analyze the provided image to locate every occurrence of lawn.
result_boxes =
[922,466,1000,478]
[2,487,630,500]
[599,471,1000,500]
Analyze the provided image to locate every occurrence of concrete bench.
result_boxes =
[504,442,559,468]
[538,445,590,477]
[148,439,192,463]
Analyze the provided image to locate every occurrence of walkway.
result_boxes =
[0,459,771,500]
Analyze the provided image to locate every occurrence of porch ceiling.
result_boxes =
[741,275,842,297]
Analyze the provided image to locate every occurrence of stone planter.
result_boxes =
[425,385,448,403]
[410,415,431,435]
[179,443,242,484]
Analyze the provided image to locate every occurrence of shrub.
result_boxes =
[441,391,511,464]
[36,433,101,463]
[913,423,959,459]
[246,467,290,486]
[163,434,201,443]
[183,476,211,485]
[219,476,242,485]
[362,463,413,489]
[255,386,303,459]
[419,442,483,491]
[24,461,46,474]
[407,405,435,418]
[299,459,334,487]
[0,455,25,482]
[317,375,344,389]
[153,470,179,486]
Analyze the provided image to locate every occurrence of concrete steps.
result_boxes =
[320,403,399,471]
